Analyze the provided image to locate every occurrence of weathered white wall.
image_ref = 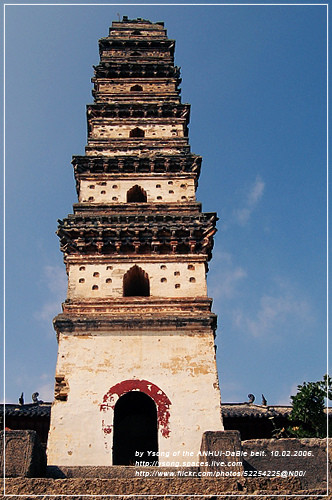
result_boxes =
[47,330,223,466]
[79,176,195,203]
[67,261,206,299]
[90,123,184,140]
[101,49,169,59]
[96,80,177,94]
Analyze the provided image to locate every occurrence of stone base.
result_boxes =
[0,430,46,478]
[1,476,325,498]
[200,430,243,473]
[242,438,330,490]
[46,465,199,479]
[1,431,330,496]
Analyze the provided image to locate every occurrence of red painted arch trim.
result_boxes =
[100,379,171,438]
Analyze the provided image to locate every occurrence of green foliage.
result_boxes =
[319,374,332,401]
[287,375,331,438]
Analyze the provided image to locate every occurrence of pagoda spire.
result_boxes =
[47,17,223,467]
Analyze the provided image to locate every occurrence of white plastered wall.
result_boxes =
[96,80,177,94]
[101,49,169,59]
[79,176,195,203]
[47,330,223,466]
[90,123,184,140]
[67,261,206,299]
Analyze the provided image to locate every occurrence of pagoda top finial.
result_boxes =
[120,16,164,27]
[109,17,167,39]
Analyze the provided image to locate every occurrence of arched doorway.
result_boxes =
[123,265,150,297]
[100,379,171,454]
[112,391,158,465]
[130,85,143,91]
[130,127,145,138]
[126,185,147,203]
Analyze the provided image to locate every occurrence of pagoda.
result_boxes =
[47,17,223,466]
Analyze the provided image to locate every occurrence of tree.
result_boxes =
[288,375,331,438]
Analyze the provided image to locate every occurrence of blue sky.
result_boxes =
[3,2,327,407]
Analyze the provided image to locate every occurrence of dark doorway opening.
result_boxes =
[123,265,150,296]
[127,185,147,203]
[113,391,158,465]
[130,127,145,138]
[130,85,143,91]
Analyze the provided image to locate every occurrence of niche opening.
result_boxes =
[127,185,147,203]
[123,265,150,297]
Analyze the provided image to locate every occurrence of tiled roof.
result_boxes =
[2,402,290,419]
[3,403,51,418]
[2,402,329,420]
[221,403,292,418]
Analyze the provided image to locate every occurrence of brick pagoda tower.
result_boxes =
[47,17,223,466]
